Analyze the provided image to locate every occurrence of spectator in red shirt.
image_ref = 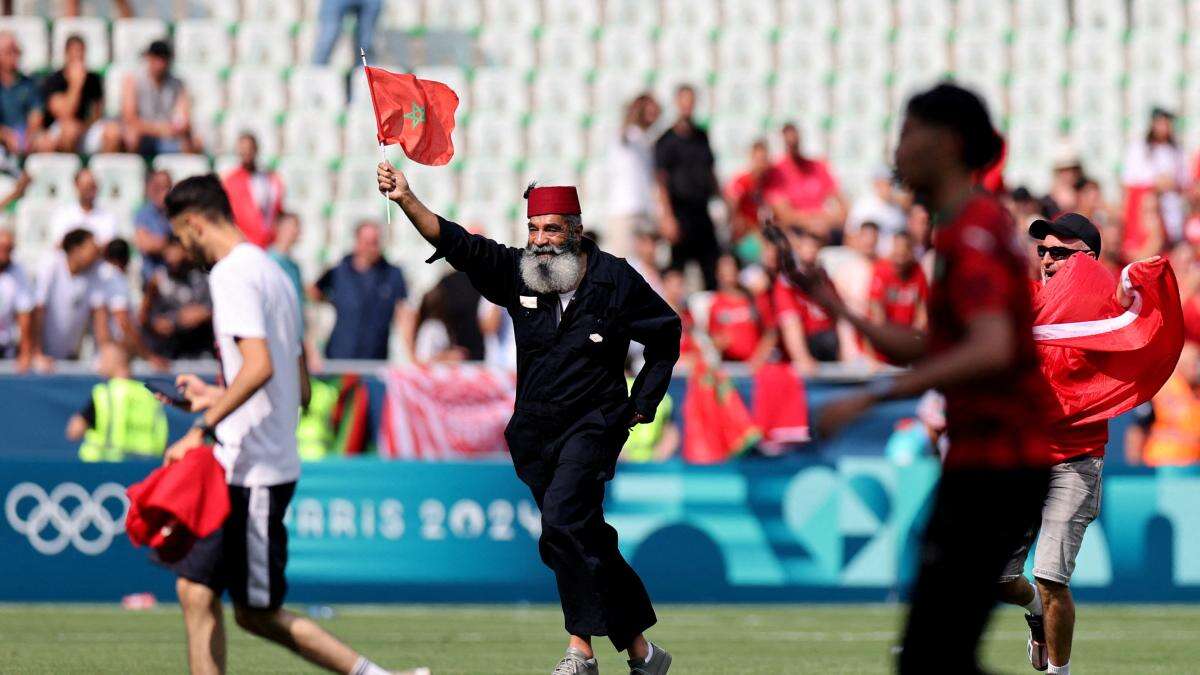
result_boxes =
[783,83,1052,675]
[221,132,284,248]
[725,139,772,261]
[707,253,775,366]
[773,228,839,372]
[763,122,846,241]
[868,231,928,330]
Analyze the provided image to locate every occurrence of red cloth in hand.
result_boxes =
[125,446,230,562]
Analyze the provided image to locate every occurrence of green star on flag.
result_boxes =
[404,103,425,129]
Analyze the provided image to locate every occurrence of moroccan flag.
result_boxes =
[682,360,760,464]
[1033,254,1184,431]
[363,66,459,166]
[751,362,811,450]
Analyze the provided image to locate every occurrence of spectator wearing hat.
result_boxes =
[121,40,198,156]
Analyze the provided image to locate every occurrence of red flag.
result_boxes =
[1033,254,1184,431]
[682,360,760,464]
[125,446,230,562]
[363,67,459,166]
[751,362,810,450]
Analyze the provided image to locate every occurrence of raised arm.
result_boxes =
[377,161,441,245]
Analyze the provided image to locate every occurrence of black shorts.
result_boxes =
[159,482,296,610]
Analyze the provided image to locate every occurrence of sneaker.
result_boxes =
[628,642,672,675]
[1025,613,1048,671]
[553,648,599,675]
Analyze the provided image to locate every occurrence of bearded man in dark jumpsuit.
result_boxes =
[378,162,680,675]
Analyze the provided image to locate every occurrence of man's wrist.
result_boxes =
[191,417,217,443]
[862,375,896,402]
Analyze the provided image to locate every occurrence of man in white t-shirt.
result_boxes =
[0,228,34,368]
[50,168,118,246]
[158,175,427,675]
[30,228,109,368]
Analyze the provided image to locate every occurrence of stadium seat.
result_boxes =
[1136,0,1185,34]
[277,156,334,210]
[476,26,537,71]
[1011,33,1066,80]
[1066,76,1123,124]
[465,112,525,162]
[831,75,889,125]
[521,158,579,190]
[88,153,146,213]
[591,71,653,120]
[342,106,383,157]
[220,109,281,158]
[596,26,655,76]
[481,0,541,31]
[294,21,356,70]
[335,155,388,203]
[234,21,294,68]
[15,197,66,259]
[604,0,660,29]
[777,28,834,75]
[1014,0,1068,37]
[227,66,288,115]
[1004,120,1056,188]
[111,18,168,66]
[531,70,591,117]
[579,160,607,218]
[455,201,519,245]
[779,0,836,36]
[1128,76,1183,122]
[424,0,483,30]
[287,65,346,114]
[711,75,771,122]
[24,153,82,203]
[537,25,597,73]
[403,162,458,215]
[327,199,383,254]
[542,0,601,28]
[897,0,950,31]
[471,68,530,115]
[102,63,135,118]
[283,110,342,162]
[950,35,1007,90]
[413,66,471,110]
[1009,76,1063,127]
[894,28,950,82]
[771,70,831,124]
[584,113,621,159]
[211,154,240,178]
[290,202,328,276]
[839,0,893,40]
[708,115,767,167]
[200,0,242,21]
[661,0,719,30]
[51,17,109,70]
[656,27,715,82]
[525,113,587,164]
[1128,31,1184,80]
[175,65,226,125]
[460,161,518,206]
[828,117,888,172]
[242,0,303,23]
[1075,0,1127,37]
[0,17,48,72]
[835,35,891,79]
[174,19,234,70]
[379,1,423,30]
[152,154,211,184]
[716,28,774,75]
[720,0,778,28]
[955,0,1012,37]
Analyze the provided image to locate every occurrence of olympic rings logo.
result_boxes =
[5,482,129,556]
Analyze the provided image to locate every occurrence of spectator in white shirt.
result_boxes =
[30,228,109,370]
[1123,108,1189,245]
[50,168,118,245]
[0,227,33,370]
[845,167,906,249]
[605,93,662,258]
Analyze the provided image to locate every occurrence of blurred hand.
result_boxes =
[660,213,680,244]
[815,390,876,439]
[163,427,204,465]
[64,60,86,86]
[177,305,209,329]
[628,411,649,428]
[175,373,220,412]
[147,354,171,373]
[151,316,174,337]
[377,161,410,202]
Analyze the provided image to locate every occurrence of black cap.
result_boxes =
[1029,212,1102,256]
[145,39,173,60]
[1151,106,1176,120]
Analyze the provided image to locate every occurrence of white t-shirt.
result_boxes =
[0,262,33,348]
[209,243,302,487]
[556,289,577,324]
[98,262,131,340]
[50,203,119,245]
[414,318,451,362]
[34,252,108,359]
[605,126,657,219]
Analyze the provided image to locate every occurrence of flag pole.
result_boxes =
[360,47,391,225]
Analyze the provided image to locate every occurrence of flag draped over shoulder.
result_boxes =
[1032,254,1184,428]
[363,67,459,166]
[682,360,760,464]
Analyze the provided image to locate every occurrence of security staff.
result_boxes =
[379,162,680,675]
[68,344,167,461]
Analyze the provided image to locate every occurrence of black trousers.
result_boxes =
[667,200,720,291]
[504,404,656,651]
[899,467,1050,674]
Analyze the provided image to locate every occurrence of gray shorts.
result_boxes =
[999,454,1103,585]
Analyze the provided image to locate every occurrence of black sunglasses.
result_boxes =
[1037,245,1094,261]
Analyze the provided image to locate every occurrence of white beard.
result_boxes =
[520,244,583,294]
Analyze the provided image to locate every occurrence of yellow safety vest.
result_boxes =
[622,377,672,463]
[79,378,168,462]
[297,378,339,462]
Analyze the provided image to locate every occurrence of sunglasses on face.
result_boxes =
[1037,245,1094,261]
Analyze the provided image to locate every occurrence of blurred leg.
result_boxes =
[177,577,226,675]
[312,0,349,65]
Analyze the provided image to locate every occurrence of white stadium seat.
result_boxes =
[521,158,580,190]
[711,75,771,122]
[1075,0,1127,37]
[471,68,530,115]
[897,0,951,31]
[152,154,212,184]
[772,70,831,124]
[455,201,520,245]
[342,106,382,157]
[482,0,541,31]
[525,113,587,164]
[336,155,386,203]
[211,154,239,178]
[288,65,346,114]
[88,153,145,211]
[656,27,714,83]
[24,153,82,203]
[838,0,893,40]
[597,26,656,76]
[537,25,597,72]
[951,35,1007,88]
[716,28,774,75]
[894,29,949,82]
[1128,76,1183,122]
[1066,76,1123,124]
[530,69,591,117]
[380,1,422,30]
[835,34,891,78]
[277,156,334,210]
[777,28,834,75]
[175,66,225,125]
[779,0,836,36]
[290,203,329,280]
[200,0,242,21]
[242,0,303,23]
[1009,76,1064,127]
[15,197,66,256]
[585,112,621,159]
[51,17,108,70]
[720,0,778,28]
[175,20,233,69]
[403,162,458,215]
[955,0,1012,37]
[0,17,48,72]
[604,0,660,29]
[227,66,288,115]
[283,110,342,162]
[477,26,537,71]
[590,72,653,120]
[708,114,767,166]
[220,109,281,157]
[460,162,518,206]
[1012,33,1067,79]
[831,75,889,125]
[424,0,483,30]
[542,0,602,29]
[328,199,383,254]
[103,64,135,118]
[465,112,524,162]
[1129,31,1184,80]
[1014,0,1068,38]
[111,18,168,66]
[235,21,294,68]
[1136,0,1185,34]
[661,0,719,30]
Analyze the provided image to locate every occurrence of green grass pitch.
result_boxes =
[1,603,1196,673]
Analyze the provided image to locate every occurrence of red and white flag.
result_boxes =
[1032,254,1184,428]
[378,364,515,460]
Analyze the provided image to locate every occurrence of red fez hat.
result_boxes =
[525,184,581,218]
